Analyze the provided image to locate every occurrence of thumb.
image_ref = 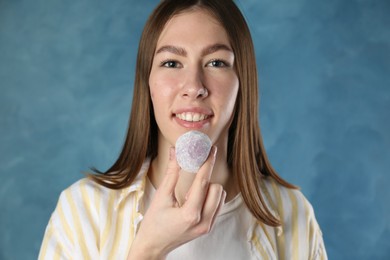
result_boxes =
[159,147,180,195]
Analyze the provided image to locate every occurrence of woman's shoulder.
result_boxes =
[56,169,147,213]
[58,159,151,203]
[54,178,113,215]
[59,177,116,201]
[260,177,327,259]
[261,177,316,222]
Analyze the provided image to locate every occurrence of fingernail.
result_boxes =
[212,146,218,157]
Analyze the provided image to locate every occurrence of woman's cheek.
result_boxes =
[151,72,177,95]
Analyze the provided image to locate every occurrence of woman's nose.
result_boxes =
[180,69,208,99]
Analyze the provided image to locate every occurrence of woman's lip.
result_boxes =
[173,116,211,129]
[173,107,213,115]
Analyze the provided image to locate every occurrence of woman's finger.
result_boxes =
[207,189,226,231]
[159,147,181,195]
[197,184,224,234]
[184,146,217,211]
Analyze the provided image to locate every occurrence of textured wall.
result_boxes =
[0,0,389,259]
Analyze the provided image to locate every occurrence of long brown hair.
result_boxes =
[89,0,297,227]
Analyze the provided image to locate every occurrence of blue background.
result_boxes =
[1,0,389,259]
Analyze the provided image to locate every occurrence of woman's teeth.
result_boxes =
[176,113,209,122]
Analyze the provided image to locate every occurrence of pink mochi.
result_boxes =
[175,131,212,173]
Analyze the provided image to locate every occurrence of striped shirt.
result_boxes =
[39,159,327,259]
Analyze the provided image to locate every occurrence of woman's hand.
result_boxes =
[127,146,226,259]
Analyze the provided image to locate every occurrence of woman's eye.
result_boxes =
[161,60,181,68]
[207,59,228,67]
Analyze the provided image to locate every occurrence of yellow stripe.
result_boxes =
[130,193,138,239]
[101,190,116,248]
[65,189,91,259]
[53,243,61,260]
[270,180,286,259]
[287,190,299,260]
[304,198,315,258]
[80,181,99,244]
[39,225,53,259]
[94,183,101,216]
[109,196,127,257]
[320,245,327,260]
[93,181,101,250]
[258,222,276,253]
[318,247,323,260]
[252,233,269,259]
[121,192,139,256]
[57,200,74,244]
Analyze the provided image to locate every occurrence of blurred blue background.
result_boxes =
[1,0,389,259]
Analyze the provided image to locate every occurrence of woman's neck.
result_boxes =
[148,136,239,204]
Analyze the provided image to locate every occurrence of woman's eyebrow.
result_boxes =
[156,45,187,56]
[155,43,233,57]
[201,43,233,56]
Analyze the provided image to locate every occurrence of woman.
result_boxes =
[39,0,327,259]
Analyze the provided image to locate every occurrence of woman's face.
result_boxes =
[149,9,239,148]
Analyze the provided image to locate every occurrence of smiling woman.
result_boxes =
[148,8,239,208]
[38,0,327,259]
